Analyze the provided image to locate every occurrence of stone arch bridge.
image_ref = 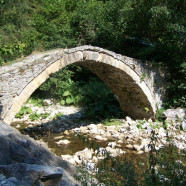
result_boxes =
[0,45,165,124]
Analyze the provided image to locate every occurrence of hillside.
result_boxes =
[0,0,186,107]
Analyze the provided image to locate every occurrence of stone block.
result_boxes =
[46,60,61,74]
[73,51,83,62]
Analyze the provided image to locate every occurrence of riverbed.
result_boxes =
[10,99,186,180]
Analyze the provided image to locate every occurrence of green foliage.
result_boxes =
[141,72,147,81]
[29,112,50,121]
[143,130,186,185]
[29,97,44,107]
[29,112,40,121]
[96,155,138,185]
[164,62,186,108]
[0,0,38,64]
[155,108,165,122]
[33,0,76,49]
[138,120,146,125]
[137,124,143,130]
[15,106,32,119]
[74,166,97,186]
[37,65,78,101]
[0,42,27,65]
[34,65,123,121]
[53,112,64,120]
[144,107,150,113]
[103,118,123,126]
[16,102,50,120]
[61,90,76,105]
[79,77,123,121]
[137,120,145,130]
[75,130,186,185]
[0,0,185,108]
[149,123,161,129]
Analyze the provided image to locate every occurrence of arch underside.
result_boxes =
[76,61,154,119]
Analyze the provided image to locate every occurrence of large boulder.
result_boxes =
[0,164,63,186]
[163,108,185,121]
[163,108,186,130]
[0,120,80,185]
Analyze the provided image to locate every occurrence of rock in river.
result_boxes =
[94,135,107,141]
[56,139,70,145]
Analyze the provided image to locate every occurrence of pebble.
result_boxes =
[88,124,97,130]
[118,140,123,144]
[108,142,117,148]
[16,124,21,128]
[75,148,93,160]
[55,139,70,145]
[61,154,73,161]
[73,128,81,133]
[112,133,119,138]
[137,150,144,154]
[64,130,70,135]
[94,135,107,141]
[54,136,64,140]
[119,128,126,133]
[125,144,133,149]
[133,144,143,151]
[28,124,34,128]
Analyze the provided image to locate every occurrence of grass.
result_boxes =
[53,112,64,120]
[103,118,123,126]
[29,97,44,108]
[29,112,50,121]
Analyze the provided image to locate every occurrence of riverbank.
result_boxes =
[11,99,186,172]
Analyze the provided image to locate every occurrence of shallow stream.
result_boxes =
[11,121,185,174]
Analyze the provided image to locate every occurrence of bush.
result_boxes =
[155,108,165,122]
[33,65,123,121]
[75,130,186,185]
[15,106,32,119]
[29,112,50,121]
[1,0,185,109]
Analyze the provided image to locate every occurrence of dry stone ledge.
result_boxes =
[0,120,80,185]
[0,45,166,124]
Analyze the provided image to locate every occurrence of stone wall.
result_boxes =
[0,45,166,124]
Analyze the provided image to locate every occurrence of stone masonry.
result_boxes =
[0,45,166,124]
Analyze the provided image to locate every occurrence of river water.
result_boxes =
[11,120,185,176]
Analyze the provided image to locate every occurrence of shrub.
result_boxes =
[75,130,186,185]
[15,106,32,119]
[33,65,123,121]
[29,112,50,121]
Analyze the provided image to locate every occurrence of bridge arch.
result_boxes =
[0,46,164,124]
